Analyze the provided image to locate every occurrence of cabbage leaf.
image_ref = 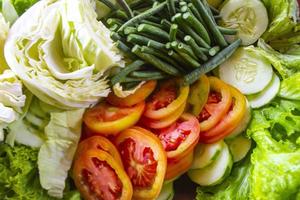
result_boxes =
[4,0,124,109]
[38,108,84,198]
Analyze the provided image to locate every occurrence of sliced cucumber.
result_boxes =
[247,73,280,108]
[226,100,251,139]
[219,47,273,95]
[219,0,268,45]
[156,182,174,200]
[227,135,252,162]
[188,142,233,186]
[190,140,224,169]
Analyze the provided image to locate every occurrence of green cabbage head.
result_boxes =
[4,0,124,109]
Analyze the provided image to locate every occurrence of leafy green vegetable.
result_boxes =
[247,98,300,199]
[4,0,124,109]
[246,39,299,78]
[38,108,84,198]
[279,72,300,101]
[0,144,53,199]
[195,155,251,200]
[0,143,81,200]
[0,70,26,141]
[261,0,299,42]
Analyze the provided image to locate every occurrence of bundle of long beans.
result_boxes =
[101,0,241,88]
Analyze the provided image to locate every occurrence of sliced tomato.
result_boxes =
[156,113,200,161]
[144,80,189,119]
[114,127,167,200]
[83,101,145,136]
[76,136,123,167]
[198,77,232,132]
[107,81,157,107]
[201,86,247,143]
[140,102,186,129]
[165,151,194,180]
[188,75,210,116]
[73,149,133,200]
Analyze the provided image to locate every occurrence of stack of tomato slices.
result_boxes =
[73,76,247,200]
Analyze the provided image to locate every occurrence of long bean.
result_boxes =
[107,10,129,20]
[172,13,210,48]
[127,34,153,46]
[141,20,165,29]
[118,1,167,32]
[178,42,198,60]
[182,12,211,45]
[218,26,238,35]
[141,46,182,69]
[192,0,227,47]
[107,18,123,26]
[147,40,166,50]
[132,45,180,76]
[130,70,167,78]
[111,60,145,85]
[209,46,221,56]
[168,50,190,70]
[167,0,176,16]
[115,41,137,59]
[110,32,121,41]
[121,75,168,82]
[169,24,178,41]
[187,3,205,24]
[116,0,134,18]
[184,35,208,61]
[183,39,242,85]
[137,24,170,41]
[98,0,118,10]
[124,27,137,35]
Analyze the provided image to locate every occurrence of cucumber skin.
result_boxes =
[188,143,233,186]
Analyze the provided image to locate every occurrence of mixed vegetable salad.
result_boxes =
[0,0,299,199]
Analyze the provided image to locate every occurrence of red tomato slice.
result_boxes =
[83,102,145,136]
[76,136,123,167]
[73,149,133,200]
[165,151,194,180]
[144,80,189,119]
[156,113,200,161]
[107,81,157,107]
[140,102,186,129]
[198,77,232,131]
[201,86,247,143]
[114,127,167,200]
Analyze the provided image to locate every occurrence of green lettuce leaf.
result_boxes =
[4,0,124,109]
[279,72,300,100]
[261,0,299,42]
[196,155,251,200]
[246,39,299,78]
[38,108,84,198]
[0,143,81,200]
[247,98,300,199]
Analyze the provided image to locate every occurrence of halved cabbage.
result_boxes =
[5,0,124,109]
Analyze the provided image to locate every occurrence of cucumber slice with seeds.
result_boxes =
[227,135,252,162]
[190,140,224,169]
[219,0,268,45]
[219,47,273,95]
[188,142,233,186]
[247,73,280,108]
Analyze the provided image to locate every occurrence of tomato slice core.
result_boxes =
[82,158,123,200]
[151,84,177,110]
[118,138,158,188]
[159,121,191,151]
